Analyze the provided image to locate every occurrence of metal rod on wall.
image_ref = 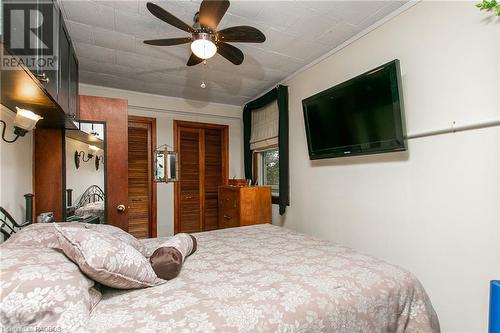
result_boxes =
[406,119,500,140]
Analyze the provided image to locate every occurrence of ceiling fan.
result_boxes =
[143,0,266,66]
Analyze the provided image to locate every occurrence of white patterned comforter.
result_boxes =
[88,224,439,332]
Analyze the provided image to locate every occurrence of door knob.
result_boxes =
[116,204,126,212]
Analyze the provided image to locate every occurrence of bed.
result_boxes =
[1,224,439,332]
[72,185,105,223]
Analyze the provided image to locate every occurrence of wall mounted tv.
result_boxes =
[302,59,407,160]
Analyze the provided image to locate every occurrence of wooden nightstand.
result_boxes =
[218,186,272,228]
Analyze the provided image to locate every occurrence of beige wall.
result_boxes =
[277,2,499,332]
[65,137,105,205]
[0,105,33,239]
[79,84,243,237]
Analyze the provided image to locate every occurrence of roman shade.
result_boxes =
[243,85,289,215]
[249,101,279,150]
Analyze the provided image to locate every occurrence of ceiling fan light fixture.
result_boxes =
[191,33,217,60]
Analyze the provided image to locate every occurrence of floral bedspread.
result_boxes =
[88,224,439,332]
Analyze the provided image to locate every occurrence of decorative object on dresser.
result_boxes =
[218,185,272,228]
[228,178,248,186]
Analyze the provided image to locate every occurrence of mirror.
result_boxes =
[64,121,106,224]
[154,148,178,182]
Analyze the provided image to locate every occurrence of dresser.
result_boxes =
[218,186,272,228]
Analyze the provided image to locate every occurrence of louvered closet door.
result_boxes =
[204,129,223,231]
[178,128,202,233]
[175,121,228,234]
[128,119,155,238]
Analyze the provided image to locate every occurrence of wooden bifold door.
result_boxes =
[128,116,157,238]
[174,121,228,234]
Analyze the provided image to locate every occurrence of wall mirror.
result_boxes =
[64,121,106,224]
[154,147,178,182]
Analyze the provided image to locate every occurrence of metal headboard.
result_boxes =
[75,185,105,209]
[0,198,33,242]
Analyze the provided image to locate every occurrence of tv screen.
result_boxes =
[302,59,406,160]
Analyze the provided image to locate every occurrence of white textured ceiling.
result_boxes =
[60,0,406,106]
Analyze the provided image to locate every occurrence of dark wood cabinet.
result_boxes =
[68,44,79,120]
[218,186,272,229]
[0,0,79,128]
[58,17,70,116]
[37,0,58,98]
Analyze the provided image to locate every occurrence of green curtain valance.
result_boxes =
[243,85,289,215]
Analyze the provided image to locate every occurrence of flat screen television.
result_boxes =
[302,59,407,160]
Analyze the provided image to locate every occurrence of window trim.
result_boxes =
[252,147,280,204]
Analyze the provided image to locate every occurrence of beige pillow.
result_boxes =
[54,224,165,289]
[0,245,100,331]
[7,223,147,256]
[88,223,147,255]
[5,222,86,248]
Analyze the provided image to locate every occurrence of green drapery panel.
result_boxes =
[243,85,289,215]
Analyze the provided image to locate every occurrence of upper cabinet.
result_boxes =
[36,0,59,99]
[0,0,79,128]
[58,17,70,116]
[69,44,80,121]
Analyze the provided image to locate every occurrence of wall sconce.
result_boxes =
[95,155,104,171]
[74,145,100,169]
[0,107,43,143]
[90,123,100,138]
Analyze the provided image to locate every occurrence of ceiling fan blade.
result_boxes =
[146,2,195,33]
[217,26,266,43]
[199,0,230,31]
[144,37,192,46]
[187,53,203,66]
[217,42,244,65]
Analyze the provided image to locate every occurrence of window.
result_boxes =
[256,148,279,198]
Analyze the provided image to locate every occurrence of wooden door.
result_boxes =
[79,96,129,231]
[128,116,156,238]
[177,127,202,233]
[174,121,228,234]
[204,129,224,231]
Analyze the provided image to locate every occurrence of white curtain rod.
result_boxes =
[406,119,500,140]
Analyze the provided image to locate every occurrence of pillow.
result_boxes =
[88,223,146,255]
[149,233,197,280]
[6,223,147,256]
[5,222,85,248]
[0,246,101,332]
[54,224,164,289]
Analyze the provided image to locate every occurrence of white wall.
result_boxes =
[0,105,33,237]
[278,2,499,332]
[65,137,105,205]
[79,84,243,237]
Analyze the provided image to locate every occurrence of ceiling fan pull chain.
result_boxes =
[201,60,208,89]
